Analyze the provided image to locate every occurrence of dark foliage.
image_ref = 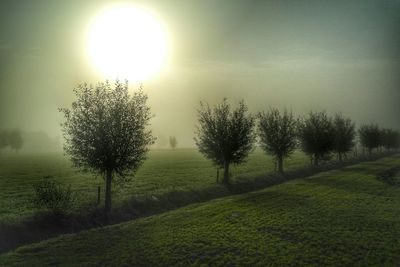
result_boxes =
[194,99,256,185]
[258,108,298,172]
[376,167,400,186]
[298,111,335,166]
[33,177,74,216]
[381,128,400,151]
[332,113,356,161]
[358,124,381,154]
[59,81,155,219]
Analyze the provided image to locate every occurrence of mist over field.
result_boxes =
[2,1,400,265]
[0,0,399,150]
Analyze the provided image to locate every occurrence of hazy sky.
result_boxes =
[0,0,399,147]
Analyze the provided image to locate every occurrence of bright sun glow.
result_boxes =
[87,5,168,82]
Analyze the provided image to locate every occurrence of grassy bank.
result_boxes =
[1,155,400,266]
[0,149,308,221]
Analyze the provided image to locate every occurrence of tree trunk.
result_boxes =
[277,156,283,173]
[104,169,112,221]
[338,152,342,162]
[223,162,230,185]
[216,168,219,183]
[314,155,319,166]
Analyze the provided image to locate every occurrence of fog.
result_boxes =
[0,0,399,149]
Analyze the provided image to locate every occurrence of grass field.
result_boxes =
[0,149,309,221]
[1,155,399,266]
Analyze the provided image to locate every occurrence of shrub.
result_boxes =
[33,177,74,215]
[376,167,400,186]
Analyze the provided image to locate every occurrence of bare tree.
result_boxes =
[298,111,335,166]
[169,136,177,150]
[358,124,381,155]
[195,99,256,185]
[258,108,297,172]
[332,113,355,161]
[59,81,155,220]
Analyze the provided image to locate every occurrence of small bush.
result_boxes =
[376,167,400,186]
[33,177,74,215]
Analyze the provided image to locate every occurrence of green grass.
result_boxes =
[1,155,399,266]
[0,149,308,221]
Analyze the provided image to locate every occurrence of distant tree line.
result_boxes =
[0,129,23,153]
[195,99,400,185]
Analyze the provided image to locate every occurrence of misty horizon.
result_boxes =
[1,0,399,148]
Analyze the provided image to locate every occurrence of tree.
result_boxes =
[298,111,335,166]
[0,130,8,153]
[381,128,400,151]
[59,81,155,220]
[169,136,177,150]
[358,124,381,155]
[194,99,256,185]
[8,129,23,153]
[258,108,297,172]
[332,113,355,161]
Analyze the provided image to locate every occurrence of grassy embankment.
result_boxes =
[1,155,399,266]
[0,149,309,221]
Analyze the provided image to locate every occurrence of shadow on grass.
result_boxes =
[376,166,400,186]
[0,152,398,253]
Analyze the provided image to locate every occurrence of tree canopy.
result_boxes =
[195,99,256,184]
[59,81,155,218]
[332,113,355,161]
[358,124,381,154]
[298,111,335,166]
[258,108,297,172]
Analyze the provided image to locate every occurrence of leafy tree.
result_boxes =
[332,113,355,161]
[169,136,177,150]
[381,128,400,151]
[358,124,381,155]
[298,111,335,166]
[8,129,23,152]
[59,81,155,219]
[195,99,256,185]
[258,108,297,172]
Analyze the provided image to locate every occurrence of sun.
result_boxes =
[86,4,169,82]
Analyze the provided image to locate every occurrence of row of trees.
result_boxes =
[0,129,23,153]
[195,99,400,184]
[60,82,399,218]
[359,125,399,154]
